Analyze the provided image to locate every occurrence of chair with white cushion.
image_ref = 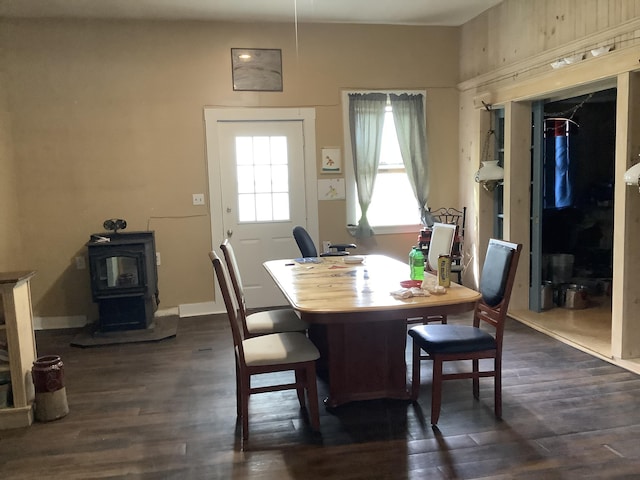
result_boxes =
[221,239,308,337]
[407,222,457,326]
[209,251,320,442]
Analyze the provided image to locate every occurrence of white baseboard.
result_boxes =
[33,302,223,330]
[178,301,224,317]
[156,307,179,317]
[34,315,88,330]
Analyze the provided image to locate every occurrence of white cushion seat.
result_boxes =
[242,332,320,367]
[246,309,309,336]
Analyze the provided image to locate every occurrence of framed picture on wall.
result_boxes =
[231,48,283,92]
[321,147,342,173]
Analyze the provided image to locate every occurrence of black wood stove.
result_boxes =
[86,231,160,332]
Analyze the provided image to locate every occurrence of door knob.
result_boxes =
[226,207,232,213]
[227,229,233,237]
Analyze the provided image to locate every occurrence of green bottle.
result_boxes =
[410,246,424,281]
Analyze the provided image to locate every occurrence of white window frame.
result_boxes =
[341,89,427,235]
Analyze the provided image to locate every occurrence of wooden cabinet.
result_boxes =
[0,271,37,429]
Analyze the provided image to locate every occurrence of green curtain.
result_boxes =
[389,93,432,226]
[348,93,387,237]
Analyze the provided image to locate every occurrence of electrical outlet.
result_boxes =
[322,241,331,253]
[156,252,161,266]
[192,193,205,205]
[75,256,86,270]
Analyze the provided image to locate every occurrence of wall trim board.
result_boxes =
[459,17,640,96]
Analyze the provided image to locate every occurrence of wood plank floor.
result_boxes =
[2,313,640,479]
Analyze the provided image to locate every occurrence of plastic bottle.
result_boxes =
[410,246,425,281]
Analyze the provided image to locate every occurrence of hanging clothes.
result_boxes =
[554,119,572,207]
[544,118,576,209]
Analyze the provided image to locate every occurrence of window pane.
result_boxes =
[253,137,270,165]
[270,137,288,164]
[236,165,255,194]
[238,194,256,222]
[254,165,272,193]
[272,193,290,220]
[366,172,420,226]
[235,137,254,165]
[379,111,404,167]
[271,165,288,192]
[255,193,273,221]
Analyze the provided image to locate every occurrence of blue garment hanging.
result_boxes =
[545,118,576,209]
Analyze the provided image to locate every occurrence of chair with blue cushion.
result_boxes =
[293,226,356,257]
[408,238,522,425]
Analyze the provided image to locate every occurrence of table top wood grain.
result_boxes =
[263,255,480,320]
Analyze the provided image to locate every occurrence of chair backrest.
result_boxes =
[474,239,522,348]
[427,222,457,271]
[293,226,319,257]
[430,207,466,232]
[209,251,246,359]
[220,240,251,337]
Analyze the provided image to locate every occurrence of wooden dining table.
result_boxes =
[263,254,481,407]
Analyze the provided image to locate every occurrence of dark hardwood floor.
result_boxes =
[2,313,640,479]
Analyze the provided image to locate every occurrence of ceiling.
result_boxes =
[0,0,503,26]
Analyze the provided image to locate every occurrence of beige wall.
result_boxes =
[1,19,461,321]
[0,65,23,271]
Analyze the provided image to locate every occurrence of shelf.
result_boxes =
[0,364,9,372]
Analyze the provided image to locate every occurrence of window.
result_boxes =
[235,135,290,222]
[343,90,427,234]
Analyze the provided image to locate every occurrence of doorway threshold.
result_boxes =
[510,295,640,376]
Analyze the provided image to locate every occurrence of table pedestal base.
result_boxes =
[310,319,410,407]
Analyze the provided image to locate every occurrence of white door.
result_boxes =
[215,120,308,308]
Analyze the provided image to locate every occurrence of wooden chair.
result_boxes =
[220,239,308,337]
[209,251,321,441]
[408,238,522,425]
[429,207,466,283]
[407,222,457,326]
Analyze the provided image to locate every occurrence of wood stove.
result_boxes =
[86,231,159,332]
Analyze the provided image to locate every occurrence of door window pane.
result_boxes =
[235,136,290,222]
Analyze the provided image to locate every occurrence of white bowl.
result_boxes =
[591,45,612,57]
[563,53,584,64]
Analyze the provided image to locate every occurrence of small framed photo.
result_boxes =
[318,179,345,200]
[321,147,342,174]
[231,48,283,92]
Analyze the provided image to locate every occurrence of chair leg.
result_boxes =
[235,357,241,416]
[472,358,480,400]
[305,362,320,431]
[240,372,250,441]
[411,340,421,400]
[431,358,443,425]
[294,368,306,408]
[494,357,502,419]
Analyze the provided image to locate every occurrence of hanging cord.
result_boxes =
[480,103,495,166]
[294,0,299,58]
[544,92,594,121]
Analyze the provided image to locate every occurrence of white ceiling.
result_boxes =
[0,0,503,26]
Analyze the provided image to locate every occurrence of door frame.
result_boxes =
[203,107,319,312]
